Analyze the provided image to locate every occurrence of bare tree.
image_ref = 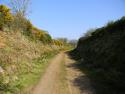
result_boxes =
[9,0,31,16]
[8,0,31,31]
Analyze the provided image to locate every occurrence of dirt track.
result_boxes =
[31,53,95,94]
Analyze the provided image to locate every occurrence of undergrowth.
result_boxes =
[0,31,68,94]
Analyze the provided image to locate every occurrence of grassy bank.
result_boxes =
[19,52,58,94]
[2,52,58,94]
[69,17,125,94]
[0,31,68,94]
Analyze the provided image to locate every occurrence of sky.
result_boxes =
[1,0,125,40]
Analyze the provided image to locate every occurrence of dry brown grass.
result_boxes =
[0,31,65,94]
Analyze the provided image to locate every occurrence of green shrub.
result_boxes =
[53,39,63,46]
[31,27,52,43]
[0,5,13,30]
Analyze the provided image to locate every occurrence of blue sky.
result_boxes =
[1,0,125,40]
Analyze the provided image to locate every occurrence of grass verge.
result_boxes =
[1,52,58,94]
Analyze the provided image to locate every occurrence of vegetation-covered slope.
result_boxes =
[0,4,71,94]
[69,17,125,94]
[0,31,67,94]
[0,4,64,45]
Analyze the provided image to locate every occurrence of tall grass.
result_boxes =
[0,31,65,94]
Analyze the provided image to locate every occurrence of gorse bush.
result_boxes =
[0,4,31,32]
[0,4,69,45]
[0,5,13,30]
[40,33,52,43]
[0,4,68,45]
[52,39,63,46]
[0,4,53,44]
[31,27,52,43]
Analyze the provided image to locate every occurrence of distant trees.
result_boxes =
[68,40,77,47]
[57,38,68,43]
[0,5,13,30]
